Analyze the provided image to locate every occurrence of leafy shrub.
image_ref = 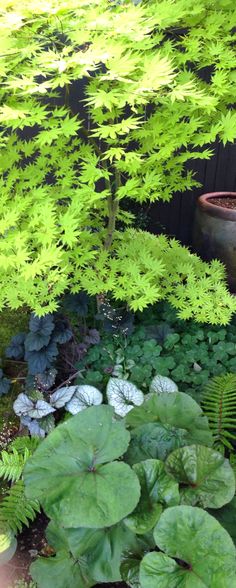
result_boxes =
[77,303,236,398]
[22,403,236,588]
[0,1,236,322]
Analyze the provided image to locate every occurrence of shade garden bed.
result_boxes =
[0,301,236,587]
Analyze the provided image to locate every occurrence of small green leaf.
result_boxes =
[124,459,179,534]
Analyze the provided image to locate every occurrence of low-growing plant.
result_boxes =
[77,303,236,398]
[22,403,236,587]
[0,436,40,536]
[6,313,73,381]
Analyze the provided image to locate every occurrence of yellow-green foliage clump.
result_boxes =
[0,0,236,323]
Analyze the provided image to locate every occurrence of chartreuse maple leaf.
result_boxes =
[0,0,235,323]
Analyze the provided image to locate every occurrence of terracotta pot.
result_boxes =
[193,192,236,292]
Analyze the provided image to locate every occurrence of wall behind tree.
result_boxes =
[147,141,236,247]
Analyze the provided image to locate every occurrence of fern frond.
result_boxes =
[201,373,236,450]
[230,454,236,481]
[0,480,40,534]
[9,436,40,455]
[0,447,30,482]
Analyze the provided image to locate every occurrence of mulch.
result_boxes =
[210,196,236,209]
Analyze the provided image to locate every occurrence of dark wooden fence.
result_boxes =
[147,141,236,247]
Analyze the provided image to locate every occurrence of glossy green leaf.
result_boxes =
[24,405,140,528]
[166,445,235,508]
[30,550,95,588]
[121,532,156,588]
[121,556,140,588]
[124,459,179,534]
[45,520,137,583]
[140,506,236,588]
[126,392,213,447]
[125,423,187,464]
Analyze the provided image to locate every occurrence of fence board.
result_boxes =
[148,142,236,246]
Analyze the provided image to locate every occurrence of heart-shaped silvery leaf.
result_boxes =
[21,416,46,438]
[66,386,103,414]
[14,393,55,419]
[107,379,144,417]
[50,387,76,409]
[150,375,178,395]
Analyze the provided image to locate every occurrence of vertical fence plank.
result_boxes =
[150,142,236,246]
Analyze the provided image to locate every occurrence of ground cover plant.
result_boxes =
[76,302,236,399]
[0,0,236,322]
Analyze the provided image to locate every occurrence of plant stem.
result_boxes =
[104,196,119,249]
[104,168,120,249]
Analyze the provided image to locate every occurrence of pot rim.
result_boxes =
[197,192,236,221]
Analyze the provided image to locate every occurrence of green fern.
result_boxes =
[201,373,236,450]
[9,436,40,455]
[0,447,30,482]
[0,479,40,534]
[229,453,236,480]
[0,437,41,535]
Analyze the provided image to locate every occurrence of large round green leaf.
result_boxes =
[126,392,212,447]
[165,445,235,508]
[24,405,140,528]
[124,459,179,534]
[44,520,137,584]
[140,506,236,588]
[125,422,195,464]
[31,550,95,588]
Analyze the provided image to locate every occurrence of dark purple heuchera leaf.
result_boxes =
[53,318,73,345]
[62,292,89,317]
[76,343,88,360]
[5,333,26,360]
[29,315,55,337]
[36,369,57,391]
[104,366,114,375]
[25,341,59,375]
[0,375,11,395]
[25,332,51,352]
[84,329,100,345]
